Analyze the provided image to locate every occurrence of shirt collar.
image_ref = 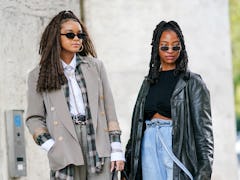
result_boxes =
[61,54,77,70]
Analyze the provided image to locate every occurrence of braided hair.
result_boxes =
[37,10,97,92]
[147,21,188,84]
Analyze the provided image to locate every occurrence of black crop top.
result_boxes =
[144,70,179,120]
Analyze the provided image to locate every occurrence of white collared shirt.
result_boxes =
[61,54,85,116]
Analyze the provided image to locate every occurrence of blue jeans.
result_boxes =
[141,119,173,180]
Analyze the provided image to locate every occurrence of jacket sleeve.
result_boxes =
[25,68,51,145]
[123,78,149,179]
[97,60,121,131]
[188,75,214,180]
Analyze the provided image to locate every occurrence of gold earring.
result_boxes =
[79,45,84,52]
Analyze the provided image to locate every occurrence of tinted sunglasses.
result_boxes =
[159,46,181,51]
[60,32,86,39]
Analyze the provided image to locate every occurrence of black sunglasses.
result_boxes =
[60,32,86,39]
[159,46,181,51]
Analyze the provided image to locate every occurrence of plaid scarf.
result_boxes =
[51,55,104,179]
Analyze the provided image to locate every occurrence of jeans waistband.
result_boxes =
[145,118,172,128]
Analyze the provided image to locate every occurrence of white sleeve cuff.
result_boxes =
[41,139,55,152]
[111,142,122,150]
[111,142,125,161]
[111,152,125,161]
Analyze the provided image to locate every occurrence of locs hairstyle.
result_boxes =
[147,21,188,84]
[37,10,97,92]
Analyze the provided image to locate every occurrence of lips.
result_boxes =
[165,56,175,60]
[72,44,80,47]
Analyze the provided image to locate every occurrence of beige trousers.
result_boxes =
[74,124,113,180]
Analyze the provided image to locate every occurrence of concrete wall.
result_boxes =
[0,0,237,179]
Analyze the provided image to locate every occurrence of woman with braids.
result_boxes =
[123,21,213,180]
[26,10,124,180]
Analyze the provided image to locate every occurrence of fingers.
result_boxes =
[111,161,125,172]
[110,161,115,172]
[115,160,125,171]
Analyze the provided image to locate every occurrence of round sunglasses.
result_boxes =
[60,32,86,39]
[159,45,181,52]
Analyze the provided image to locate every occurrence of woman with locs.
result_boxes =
[123,21,214,180]
[26,10,125,180]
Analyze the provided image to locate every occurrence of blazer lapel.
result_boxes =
[79,57,99,130]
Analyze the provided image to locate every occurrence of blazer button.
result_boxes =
[100,95,104,100]
[100,112,105,116]
[58,136,63,141]
[53,121,58,125]
[50,107,55,111]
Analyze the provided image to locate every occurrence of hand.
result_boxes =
[111,160,125,172]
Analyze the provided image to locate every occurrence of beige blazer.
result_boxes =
[26,56,120,170]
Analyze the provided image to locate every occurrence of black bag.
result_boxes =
[111,168,129,180]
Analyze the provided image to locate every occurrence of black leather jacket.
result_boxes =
[124,71,214,180]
